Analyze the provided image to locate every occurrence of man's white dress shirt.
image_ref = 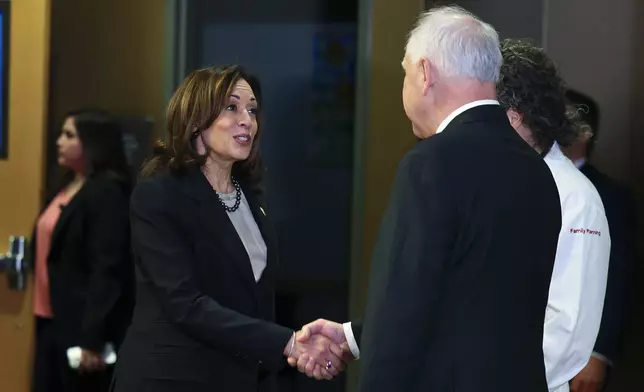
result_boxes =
[542,143,611,392]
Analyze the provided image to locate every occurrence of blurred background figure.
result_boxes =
[564,90,637,392]
[30,109,134,392]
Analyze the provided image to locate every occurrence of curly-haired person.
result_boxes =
[497,38,611,392]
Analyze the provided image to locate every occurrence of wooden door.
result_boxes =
[0,0,51,391]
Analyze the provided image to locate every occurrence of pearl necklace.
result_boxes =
[216,177,242,212]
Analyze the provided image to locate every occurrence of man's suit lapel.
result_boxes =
[179,168,259,296]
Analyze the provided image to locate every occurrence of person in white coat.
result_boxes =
[497,39,611,392]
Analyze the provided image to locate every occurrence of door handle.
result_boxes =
[0,235,28,291]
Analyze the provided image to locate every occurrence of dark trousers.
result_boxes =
[32,317,113,392]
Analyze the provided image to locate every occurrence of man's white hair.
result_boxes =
[405,6,502,83]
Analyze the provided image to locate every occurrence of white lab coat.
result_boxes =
[543,143,611,392]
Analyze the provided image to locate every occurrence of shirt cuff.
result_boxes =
[342,322,360,359]
[591,351,613,367]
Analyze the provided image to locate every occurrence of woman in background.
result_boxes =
[32,109,134,392]
[112,65,343,392]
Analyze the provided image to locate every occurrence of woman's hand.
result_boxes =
[284,331,344,380]
[79,349,106,372]
[288,318,355,376]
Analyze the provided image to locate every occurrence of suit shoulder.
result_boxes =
[398,137,449,178]
[131,172,180,210]
[405,135,450,162]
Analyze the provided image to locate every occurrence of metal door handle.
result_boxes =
[1,235,28,291]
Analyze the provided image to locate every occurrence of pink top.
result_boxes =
[33,192,73,318]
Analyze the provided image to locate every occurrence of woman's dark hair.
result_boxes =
[497,39,576,152]
[140,65,264,192]
[48,109,130,201]
[70,108,130,181]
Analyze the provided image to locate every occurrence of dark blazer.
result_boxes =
[580,163,636,363]
[46,173,134,352]
[112,168,293,392]
[354,105,562,392]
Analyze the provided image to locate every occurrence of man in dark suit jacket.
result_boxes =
[288,6,562,392]
[564,89,637,392]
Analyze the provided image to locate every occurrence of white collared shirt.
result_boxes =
[435,99,500,134]
[543,143,611,392]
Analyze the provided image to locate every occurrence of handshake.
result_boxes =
[283,319,356,380]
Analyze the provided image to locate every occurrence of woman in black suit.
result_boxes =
[32,109,134,392]
[111,65,343,392]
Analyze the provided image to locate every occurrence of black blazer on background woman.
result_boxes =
[44,173,134,352]
[112,168,294,392]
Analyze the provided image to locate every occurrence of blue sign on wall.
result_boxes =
[0,4,8,159]
[0,13,5,156]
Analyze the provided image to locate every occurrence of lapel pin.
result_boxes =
[259,207,266,216]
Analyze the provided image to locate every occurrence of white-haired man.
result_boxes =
[289,6,562,391]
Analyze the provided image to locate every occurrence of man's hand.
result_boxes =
[79,348,106,372]
[287,319,354,379]
[570,356,608,392]
[283,329,344,380]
